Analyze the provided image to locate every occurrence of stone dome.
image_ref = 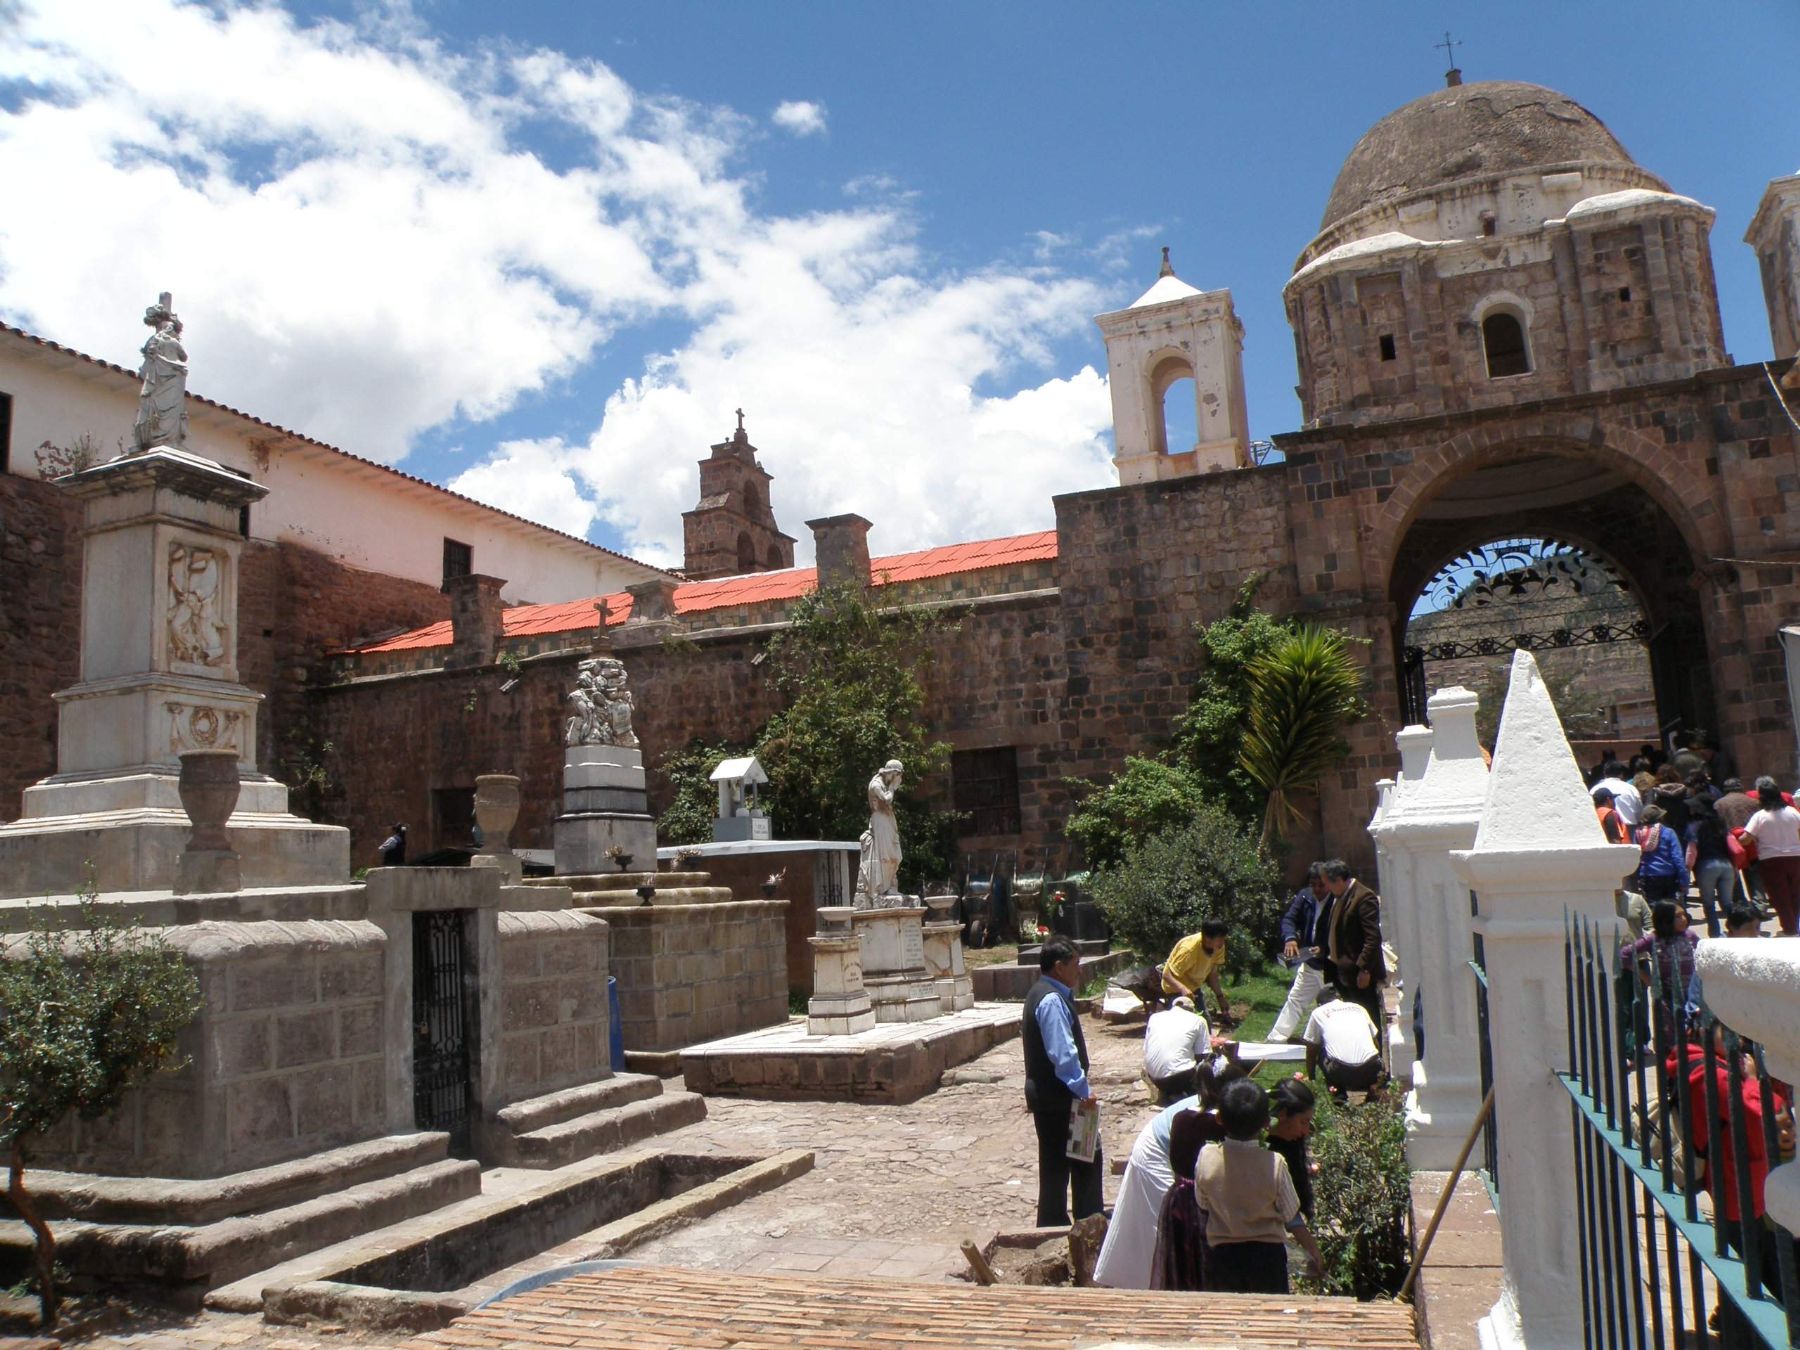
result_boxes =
[1321,80,1649,232]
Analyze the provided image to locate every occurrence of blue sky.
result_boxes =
[2,1,1794,566]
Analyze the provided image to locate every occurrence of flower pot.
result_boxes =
[177,749,240,852]
[635,884,656,905]
[611,853,633,872]
[473,773,521,855]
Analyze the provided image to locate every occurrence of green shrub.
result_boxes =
[1064,757,1213,872]
[1303,1095,1411,1300]
[1087,804,1280,972]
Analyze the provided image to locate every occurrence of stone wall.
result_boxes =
[0,472,81,820]
[25,919,388,1179]
[593,899,788,1052]
[496,909,611,1100]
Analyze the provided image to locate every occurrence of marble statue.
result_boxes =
[564,655,637,748]
[133,292,189,453]
[854,759,904,905]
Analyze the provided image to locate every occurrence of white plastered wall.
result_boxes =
[0,342,664,603]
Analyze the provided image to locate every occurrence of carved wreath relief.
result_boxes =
[167,542,228,668]
[166,702,245,755]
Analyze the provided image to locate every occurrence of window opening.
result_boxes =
[1617,287,1631,302]
[736,530,756,572]
[952,747,1021,837]
[442,538,472,584]
[1378,334,1397,362]
[0,392,11,475]
[1481,313,1530,377]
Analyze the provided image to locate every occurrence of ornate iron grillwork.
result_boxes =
[1417,536,1629,615]
[411,909,473,1155]
[1406,618,1652,665]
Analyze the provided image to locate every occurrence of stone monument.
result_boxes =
[554,653,657,873]
[844,758,937,1021]
[0,294,347,896]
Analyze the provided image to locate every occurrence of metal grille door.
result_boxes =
[412,909,473,1155]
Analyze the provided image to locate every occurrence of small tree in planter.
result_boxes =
[0,886,200,1327]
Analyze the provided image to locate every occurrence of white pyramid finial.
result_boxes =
[1473,651,1603,853]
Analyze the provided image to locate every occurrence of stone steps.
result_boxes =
[1,1154,480,1290]
[0,1131,449,1225]
[496,1092,708,1170]
[491,1072,664,1136]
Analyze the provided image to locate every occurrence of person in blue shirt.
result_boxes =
[1271,862,1333,1041]
[1021,937,1103,1226]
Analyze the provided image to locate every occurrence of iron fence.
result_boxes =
[1469,897,1500,1202]
[1561,913,1800,1347]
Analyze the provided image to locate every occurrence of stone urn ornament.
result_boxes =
[605,844,633,872]
[175,748,241,894]
[473,774,521,856]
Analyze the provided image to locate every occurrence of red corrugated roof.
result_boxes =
[350,528,1057,653]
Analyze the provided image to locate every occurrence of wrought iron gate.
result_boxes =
[1561,914,1799,1347]
[412,909,474,1155]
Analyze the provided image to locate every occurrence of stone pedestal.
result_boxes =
[554,744,657,875]
[0,448,347,898]
[807,908,876,1036]
[922,895,974,1014]
[854,902,939,1023]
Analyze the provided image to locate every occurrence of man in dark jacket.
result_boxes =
[1022,937,1103,1226]
[1322,860,1386,1026]
[1271,862,1333,1041]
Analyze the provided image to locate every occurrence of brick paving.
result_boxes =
[409,1266,1419,1349]
[5,1010,1416,1348]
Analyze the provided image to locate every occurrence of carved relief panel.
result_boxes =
[165,540,231,673]
[166,702,246,756]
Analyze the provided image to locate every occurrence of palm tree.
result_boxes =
[1239,624,1367,852]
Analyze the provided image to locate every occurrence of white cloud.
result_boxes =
[771,100,827,137]
[0,0,1121,568]
[447,437,598,539]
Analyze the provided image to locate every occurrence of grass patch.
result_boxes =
[1219,963,1292,1042]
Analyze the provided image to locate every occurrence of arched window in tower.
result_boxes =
[1150,354,1197,456]
[736,531,756,572]
[1482,311,1531,377]
[742,483,761,517]
[766,542,785,570]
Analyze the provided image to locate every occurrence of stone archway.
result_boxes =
[1384,443,1718,747]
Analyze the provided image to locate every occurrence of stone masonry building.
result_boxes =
[7,77,1799,881]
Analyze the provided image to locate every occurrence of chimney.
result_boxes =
[444,574,506,668]
[807,514,872,590]
[614,576,680,650]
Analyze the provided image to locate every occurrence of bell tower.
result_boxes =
[680,411,797,580]
[1095,248,1250,486]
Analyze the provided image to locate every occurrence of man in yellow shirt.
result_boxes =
[1160,920,1232,1025]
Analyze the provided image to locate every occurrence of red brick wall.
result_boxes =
[0,472,82,820]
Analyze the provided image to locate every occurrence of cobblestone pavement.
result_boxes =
[12,1012,1167,1349]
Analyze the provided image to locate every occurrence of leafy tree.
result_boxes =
[1087,804,1280,970]
[1239,623,1368,851]
[654,740,749,846]
[0,887,200,1327]
[756,584,960,891]
[1168,574,1292,824]
[651,586,962,889]
[1064,757,1212,871]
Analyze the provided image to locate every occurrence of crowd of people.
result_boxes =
[1023,850,1395,1296]
[1588,740,1800,936]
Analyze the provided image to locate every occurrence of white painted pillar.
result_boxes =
[1450,653,1638,1350]
[1380,687,1489,1168]
[1373,725,1434,1077]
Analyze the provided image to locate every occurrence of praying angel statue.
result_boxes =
[132,292,189,453]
